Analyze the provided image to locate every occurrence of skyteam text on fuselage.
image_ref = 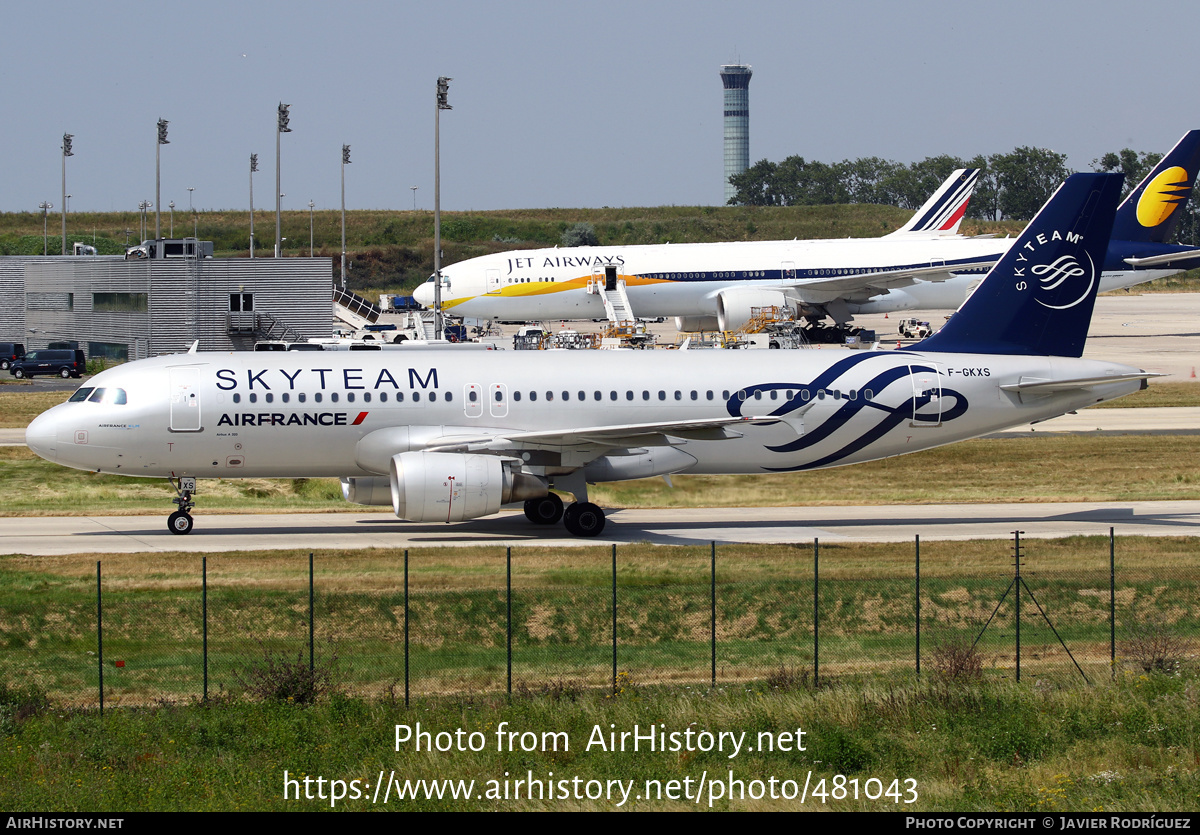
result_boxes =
[27,173,1154,537]
[415,132,1200,329]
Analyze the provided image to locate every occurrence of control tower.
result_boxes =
[720,64,752,204]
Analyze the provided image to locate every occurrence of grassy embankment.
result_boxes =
[3,205,1198,297]
[1,537,1198,811]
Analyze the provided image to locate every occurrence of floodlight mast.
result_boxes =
[275,103,291,257]
[61,134,73,255]
[341,144,350,289]
[434,76,452,340]
[249,153,258,258]
[156,119,169,240]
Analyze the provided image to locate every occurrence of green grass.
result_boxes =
[2,538,1199,811]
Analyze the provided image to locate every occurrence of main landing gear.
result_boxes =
[167,476,196,535]
[523,492,607,537]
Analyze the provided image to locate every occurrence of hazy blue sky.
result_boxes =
[6,0,1198,215]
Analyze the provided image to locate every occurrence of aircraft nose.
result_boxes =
[413,283,432,306]
[25,411,58,463]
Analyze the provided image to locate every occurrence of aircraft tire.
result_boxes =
[523,493,564,525]
[563,502,605,537]
[168,511,194,535]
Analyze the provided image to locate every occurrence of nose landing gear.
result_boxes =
[167,476,196,535]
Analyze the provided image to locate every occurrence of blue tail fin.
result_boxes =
[1110,130,1200,244]
[916,173,1124,358]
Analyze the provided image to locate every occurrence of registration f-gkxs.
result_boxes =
[27,173,1153,537]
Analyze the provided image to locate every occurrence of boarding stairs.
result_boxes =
[586,265,636,326]
[333,287,383,330]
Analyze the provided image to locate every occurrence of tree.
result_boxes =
[1091,148,1163,197]
[992,146,1072,220]
[727,159,780,206]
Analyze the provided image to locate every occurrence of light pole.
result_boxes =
[39,202,53,256]
[168,201,174,237]
[138,201,152,242]
[341,145,350,289]
[66,194,71,213]
[275,103,292,257]
[249,153,258,258]
[188,187,195,239]
[156,118,168,240]
[308,199,315,257]
[411,185,418,210]
[61,133,73,255]
[434,76,452,339]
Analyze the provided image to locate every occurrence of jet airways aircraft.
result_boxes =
[415,132,1200,330]
[27,173,1153,537]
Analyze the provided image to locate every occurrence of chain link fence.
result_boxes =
[3,531,1198,708]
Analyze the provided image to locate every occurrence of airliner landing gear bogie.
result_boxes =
[563,502,605,537]
[523,492,564,525]
[167,476,197,535]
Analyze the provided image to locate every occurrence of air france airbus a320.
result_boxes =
[27,173,1154,537]
[414,131,1200,330]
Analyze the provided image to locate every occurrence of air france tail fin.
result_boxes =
[1110,130,1200,244]
[886,168,979,237]
[915,173,1124,358]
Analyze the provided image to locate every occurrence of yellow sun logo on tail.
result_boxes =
[1136,166,1190,227]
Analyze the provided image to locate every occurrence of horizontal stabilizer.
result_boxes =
[1123,248,1200,268]
[1000,372,1162,394]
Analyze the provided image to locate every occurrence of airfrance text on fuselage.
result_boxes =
[215,367,438,392]
[217,411,368,427]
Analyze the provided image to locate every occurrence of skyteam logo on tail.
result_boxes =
[1136,166,1191,228]
[1013,230,1096,310]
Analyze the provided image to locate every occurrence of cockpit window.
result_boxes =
[69,387,94,402]
[85,388,127,405]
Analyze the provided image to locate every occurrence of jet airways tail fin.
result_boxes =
[1110,130,1200,244]
[887,168,979,237]
[915,173,1124,358]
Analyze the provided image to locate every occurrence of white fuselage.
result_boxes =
[418,238,1173,321]
[27,348,1143,483]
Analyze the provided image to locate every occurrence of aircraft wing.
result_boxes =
[785,259,997,304]
[423,415,778,455]
[1122,248,1200,268]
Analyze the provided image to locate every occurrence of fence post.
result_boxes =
[612,543,617,695]
[813,538,819,688]
[404,548,410,709]
[308,552,315,674]
[915,534,921,679]
[203,556,208,702]
[97,561,103,716]
[506,546,512,696]
[1109,527,1116,680]
[711,541,716,687]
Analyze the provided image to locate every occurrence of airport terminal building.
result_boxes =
[0,243,333,360]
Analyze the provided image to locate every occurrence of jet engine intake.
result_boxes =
[716,288,790,332]
[389,451,547,522]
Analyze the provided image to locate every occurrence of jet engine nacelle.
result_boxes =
[716,288,790,332]
[674,315,720,333]
[340,477,393,506]
[389,451,547,523]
